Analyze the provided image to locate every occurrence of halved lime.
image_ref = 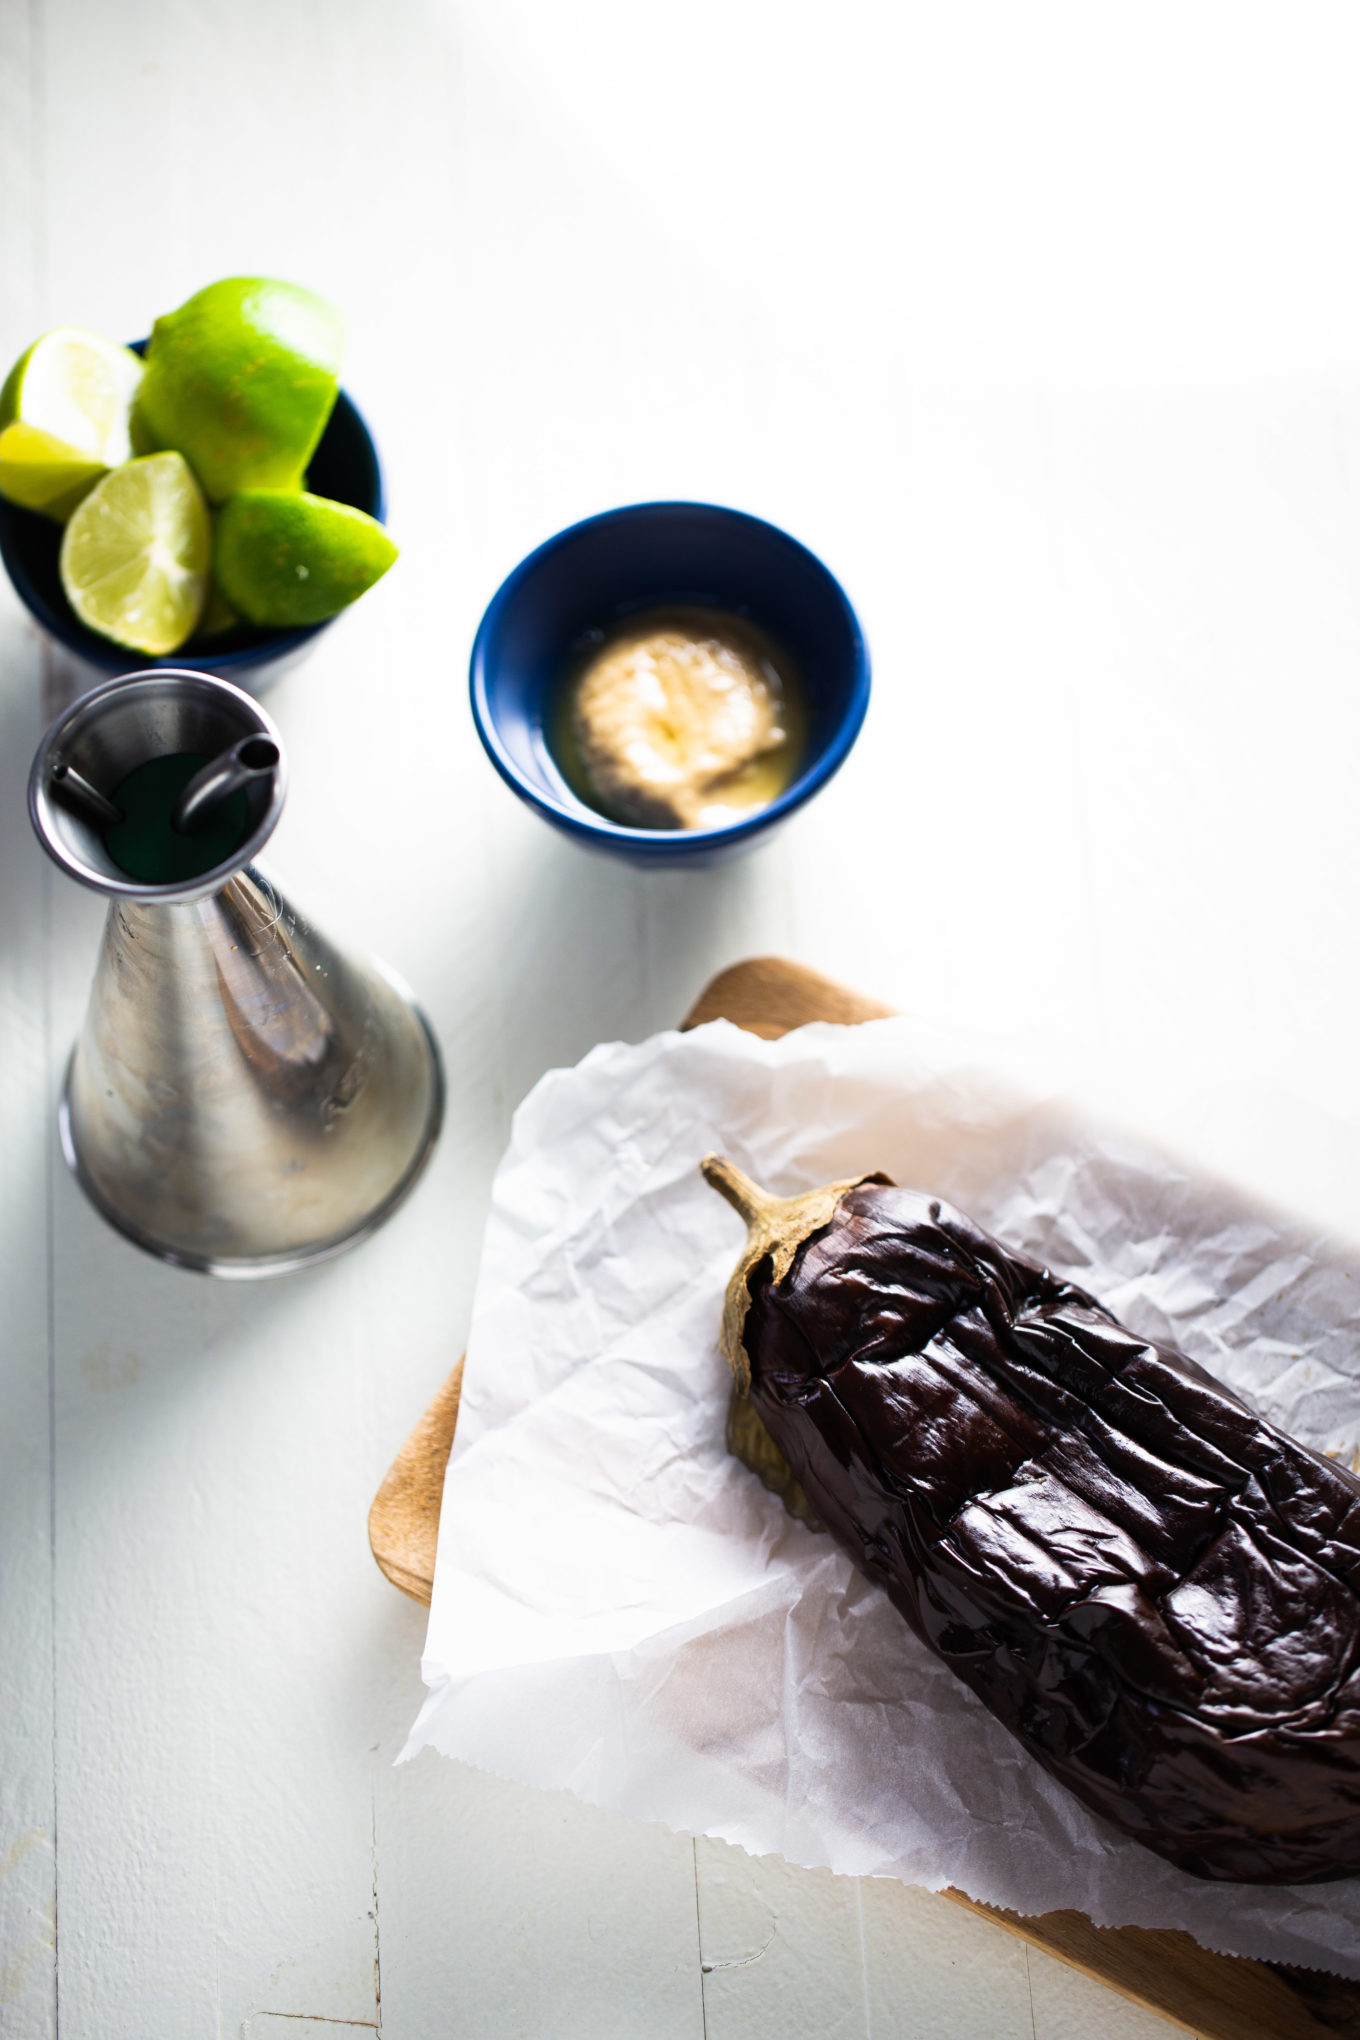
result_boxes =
[60,452,210,655]
[137,278,343,502]
[214,489,396,627]
[0,328,143,520]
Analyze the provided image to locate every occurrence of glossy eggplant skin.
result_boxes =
[743,1183,1360,1883]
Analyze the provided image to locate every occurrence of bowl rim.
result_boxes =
[468,498,871,851]
[0,339,386,677]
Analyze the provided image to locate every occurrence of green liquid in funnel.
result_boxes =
[104,753,250,885]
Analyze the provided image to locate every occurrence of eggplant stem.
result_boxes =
[701,1155,776,1227]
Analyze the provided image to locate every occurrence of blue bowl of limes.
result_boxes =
[0,284,392,694]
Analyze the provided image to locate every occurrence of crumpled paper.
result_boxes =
[404,1015,1360,1977]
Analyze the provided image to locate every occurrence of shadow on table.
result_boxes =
[484,819,791,1118]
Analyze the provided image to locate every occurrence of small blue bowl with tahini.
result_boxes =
[469,500,870,867]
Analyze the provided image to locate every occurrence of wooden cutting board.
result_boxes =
[369,956,1360,2040]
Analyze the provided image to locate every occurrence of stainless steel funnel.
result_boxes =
[30,669,443,1276]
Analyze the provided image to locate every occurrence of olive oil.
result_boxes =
[104,752,250,884]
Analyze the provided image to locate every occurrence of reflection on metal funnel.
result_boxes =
[31,669,443,1276]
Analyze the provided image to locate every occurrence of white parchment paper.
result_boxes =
[405,1016,1360,1976]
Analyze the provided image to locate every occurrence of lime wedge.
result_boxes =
[60,452,210,656]
[0,328,144,520]
[137,278,343,502]
[214,489,396,627]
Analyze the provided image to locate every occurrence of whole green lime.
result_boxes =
[137,278,344,502]
[214,489,397,627]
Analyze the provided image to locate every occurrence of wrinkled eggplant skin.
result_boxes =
[743,1184,1360,1883]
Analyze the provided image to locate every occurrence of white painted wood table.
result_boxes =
[5,3,1360,2033]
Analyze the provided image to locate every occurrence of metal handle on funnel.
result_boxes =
[174,736,281,834]
[49,760,124,829]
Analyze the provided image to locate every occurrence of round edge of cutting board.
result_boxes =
[368,1358,465,1606]
[678,954,896,1037]
[940,1892,1357,2040]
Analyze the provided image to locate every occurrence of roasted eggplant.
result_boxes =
[702,1156,1360,1884]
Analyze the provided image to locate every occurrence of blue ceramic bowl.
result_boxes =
[470,501,870,866]
[0,339,386,693]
